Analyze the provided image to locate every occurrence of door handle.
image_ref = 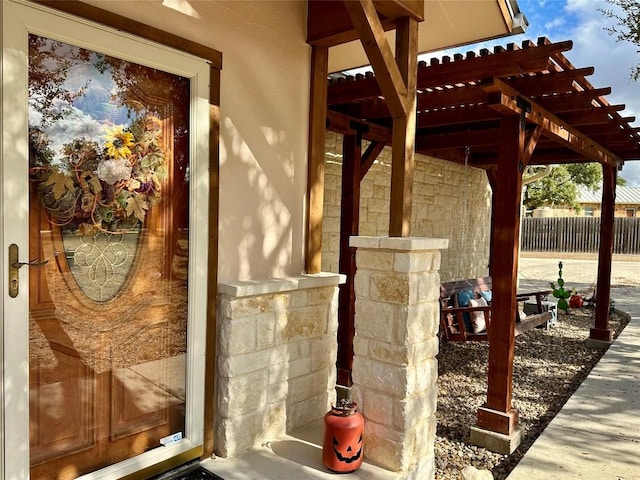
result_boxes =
[11,259,49,269]
[8,243,48,298]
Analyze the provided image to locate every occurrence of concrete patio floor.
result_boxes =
[508,255,640,479]
[199,420,398,480]
[506,310,640,479]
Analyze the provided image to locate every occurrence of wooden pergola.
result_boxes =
[305,1,640,446]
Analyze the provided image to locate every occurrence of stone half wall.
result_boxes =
[323,131,491,281]
[215,273,342,458]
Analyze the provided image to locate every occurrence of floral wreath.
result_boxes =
[30,115,167,235]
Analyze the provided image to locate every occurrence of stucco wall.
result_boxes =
[322,132,492,282]
[87,1,310,282]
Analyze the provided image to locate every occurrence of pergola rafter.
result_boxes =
[482,78,623,167]
[327,37,640,169]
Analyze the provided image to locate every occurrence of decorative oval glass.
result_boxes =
[61,229,140,302]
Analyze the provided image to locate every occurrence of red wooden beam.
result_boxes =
[343,0,411,119]
[591,164,617,342]
[327,39,572,105]
[360,141,386,180]
[476,115,523,436]
[504,67,595,96]
[336,135,362,386]
[326,110,392,144]
[483,79,623,167]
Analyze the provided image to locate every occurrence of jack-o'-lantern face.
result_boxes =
[332,433,363,463]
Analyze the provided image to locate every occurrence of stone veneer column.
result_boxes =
[216,273,343,458]
[350,236,448,480]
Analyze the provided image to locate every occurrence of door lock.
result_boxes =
[8,244,48,298]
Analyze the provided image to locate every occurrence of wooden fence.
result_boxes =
[521,217,640,254]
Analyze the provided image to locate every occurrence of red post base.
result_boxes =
[590,327,613,342]
[476,405,519,436]
[337,368,352,387]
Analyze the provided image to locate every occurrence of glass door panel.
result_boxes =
[27,34,192,479]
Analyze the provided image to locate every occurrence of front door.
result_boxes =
[2,2,212,478]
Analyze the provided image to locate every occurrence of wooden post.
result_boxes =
[204,64,221,458]
[486,169,498,277]
[389,17,418,237]
[390,114,415,237]
[305,46,329,274]
[591,163,616,342]
[472,115,523,450]
[342,1,418,237]
[337,134,362,386]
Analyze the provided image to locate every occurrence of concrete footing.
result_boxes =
[585,338,613,349]
[469,425,524,455]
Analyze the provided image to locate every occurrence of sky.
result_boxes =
[29,41,139,164]
[439,0,640,185]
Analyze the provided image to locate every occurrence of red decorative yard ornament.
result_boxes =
[569,293,584,309]
[322,399,364,473]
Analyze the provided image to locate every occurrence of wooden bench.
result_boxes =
[439,277,553,342]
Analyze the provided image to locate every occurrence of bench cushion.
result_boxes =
[454,288,475,332]
[456,288,475,307]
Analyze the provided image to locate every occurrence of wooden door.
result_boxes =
[28,197,188,479]
[2,3,212,477]
[26,31,192,480]
[29,40,189,479]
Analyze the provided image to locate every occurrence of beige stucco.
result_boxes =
[86,0,311,282]
[322,132,492,282]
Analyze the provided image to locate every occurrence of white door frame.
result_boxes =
[1,1,211,478]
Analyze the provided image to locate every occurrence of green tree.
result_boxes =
[601,0,640,80]
[523,163,602,211]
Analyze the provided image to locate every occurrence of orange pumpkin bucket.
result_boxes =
[322,399,364,473]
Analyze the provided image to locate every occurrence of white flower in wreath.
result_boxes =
[96,158,132,185]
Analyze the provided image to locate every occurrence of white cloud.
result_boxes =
[557,0,640,183]
[544,17,566,30]
[470,0,640,184]
[43,101,105,162]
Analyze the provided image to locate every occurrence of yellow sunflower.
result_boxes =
[104,125,135,159]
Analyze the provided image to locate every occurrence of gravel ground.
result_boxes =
[434,307,630,480]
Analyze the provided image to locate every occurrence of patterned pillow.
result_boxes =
[469,297,489,333]
[480,289,492,303]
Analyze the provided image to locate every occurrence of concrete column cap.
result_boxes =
[349,236,449,251]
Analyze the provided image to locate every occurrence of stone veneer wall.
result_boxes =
[215,273,342,457]
[323,131,491,281]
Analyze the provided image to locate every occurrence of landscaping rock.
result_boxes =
[435,309,628,479]
[458,466,494,480]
